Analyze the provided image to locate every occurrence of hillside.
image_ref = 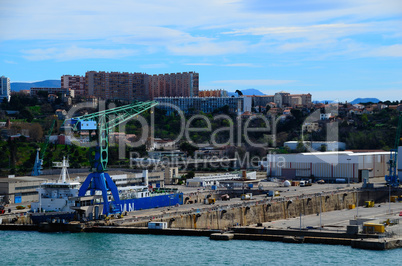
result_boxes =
[350,98,380,104]
[11,80,61,91]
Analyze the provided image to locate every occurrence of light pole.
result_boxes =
[389,185,391,214]
[347,158,351,187]
[319,193,322,230]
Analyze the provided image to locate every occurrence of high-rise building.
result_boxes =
[85,71,148,101]
[0,76,11,102]
[148,72,199,99]
[61,75,86,96]
[84,71,199,101]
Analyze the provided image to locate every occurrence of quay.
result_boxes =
[1,178,402,250]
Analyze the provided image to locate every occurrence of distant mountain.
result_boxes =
[11,80,60,91]
[350,98,380,104]
[227,89,265,96]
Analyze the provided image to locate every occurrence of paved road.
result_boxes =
[264,201,402,235]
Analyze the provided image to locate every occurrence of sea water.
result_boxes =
[1,231,401,265]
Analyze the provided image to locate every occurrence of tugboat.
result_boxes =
[30,157,80,225]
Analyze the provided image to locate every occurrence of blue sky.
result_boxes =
[0,0,401,101]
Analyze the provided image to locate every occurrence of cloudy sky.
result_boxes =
[1,0,401,101]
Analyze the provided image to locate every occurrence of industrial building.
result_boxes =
[0,176,47,204]
[186,171,256,187]
[266,151,391,183]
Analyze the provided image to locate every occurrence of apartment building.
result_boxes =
[0,76,11,102]
[30,87,71,97]
[249,91,312,108]
[85,71,198,101]
[148,72,199,100]
[199,89,228,97]
[61,75,86,96]
[154,96,252,114]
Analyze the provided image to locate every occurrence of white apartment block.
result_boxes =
[154,96,252,114]
[0,76,11,102]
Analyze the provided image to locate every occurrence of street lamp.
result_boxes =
[347,158,351,187]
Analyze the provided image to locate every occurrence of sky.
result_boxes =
[0,0,401,102]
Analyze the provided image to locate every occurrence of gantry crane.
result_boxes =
[385,113,402,187]
[66,101,158,215]
[32,119,56,176]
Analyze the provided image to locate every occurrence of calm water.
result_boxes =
[1,231,401,265]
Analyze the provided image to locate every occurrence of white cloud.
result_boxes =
[213,79,296,86]
[22,46,138,61]
[168,41,247,56]
[366,44,402,57]
[4,60,17,64]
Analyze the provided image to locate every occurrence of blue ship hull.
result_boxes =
[118,193,184,212]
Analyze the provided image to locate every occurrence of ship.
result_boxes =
[29,158,183,224]
[71,186,183,221]
[30,157,80,224]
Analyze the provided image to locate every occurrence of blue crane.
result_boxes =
[66,101,158,215]
[32,119,56,176]
[385,113,402,187]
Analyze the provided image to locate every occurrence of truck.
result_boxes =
[241,193,253,200]
[300,180,312,187]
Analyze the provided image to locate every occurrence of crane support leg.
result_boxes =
[78,172,121,215]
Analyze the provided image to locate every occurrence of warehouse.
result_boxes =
[0,176,47,204]
[266,151,391,183]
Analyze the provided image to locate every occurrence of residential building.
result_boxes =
[248,91,312,109]
[85,71,198,101]
[86,71,148,101]
[30,87,70,97]
[148,72,199,99]
[61,75,86,96]
[0,76,11,102]
[199,89,228,97]
[154,96,252,114]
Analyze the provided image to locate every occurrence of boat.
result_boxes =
[71,186,183,220]
[30,157,80,224]
[30,158,183,223]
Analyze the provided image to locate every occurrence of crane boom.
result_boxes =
[66,100,158,215]
[385,113,402,187]
[32,119,56,176]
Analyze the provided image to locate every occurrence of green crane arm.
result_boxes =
[70,101,158,131]
[67,101,158,172]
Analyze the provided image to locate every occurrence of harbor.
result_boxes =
[2,176,402,250]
